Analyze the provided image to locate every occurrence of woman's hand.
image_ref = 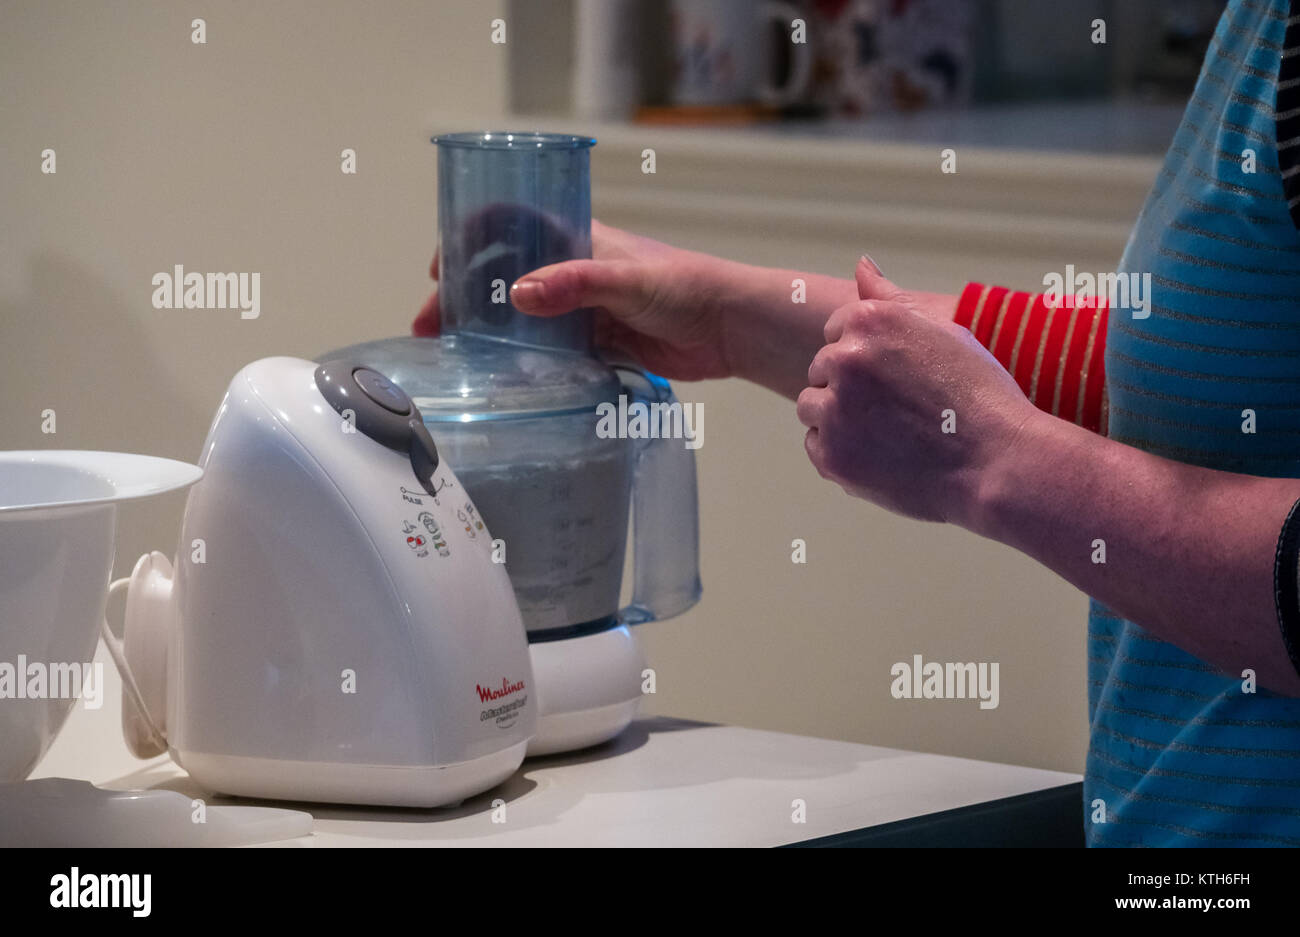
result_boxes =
[414,220,734,383]
[412,249,445,338]
[514,222,739,381]
[415,221,964,401]
[854,257,967,330]
[797,258,1038,525]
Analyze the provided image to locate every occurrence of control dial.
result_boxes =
[314,361,441,496]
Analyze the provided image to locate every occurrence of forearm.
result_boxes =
[969,410,1300,694]
[707,261,1110,428]
[708,258,962,399]
[710,260,859,399]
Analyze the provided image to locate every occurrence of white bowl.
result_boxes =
[0,451,201,780]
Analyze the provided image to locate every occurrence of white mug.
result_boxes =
[670,0,813,107]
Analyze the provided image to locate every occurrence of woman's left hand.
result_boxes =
[797,258,1040,526]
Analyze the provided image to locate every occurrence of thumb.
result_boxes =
[855,254,904,302]
[510,259,649,319]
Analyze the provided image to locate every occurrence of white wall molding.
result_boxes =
[582,122,1157,266]
[428,117,1160,268]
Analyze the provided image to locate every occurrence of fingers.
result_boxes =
[826,297,882,345]
[590,218,641,260]
[511,259,648,319]
[412,289,441,337]
[594,313,647,363]
[859,253,885,277]
[824,304,851,344]
[460,203,570,262]
[807,344,835,388]
[824,297,903,348]
[855,255,905,302]
[803,426,825,477]
[796,386,828,428]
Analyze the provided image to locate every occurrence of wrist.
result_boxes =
[708,256,780,384]
[962,405,1063,541]
[910,289,962,325]
[716,262,861,393]
[668,248,738,357]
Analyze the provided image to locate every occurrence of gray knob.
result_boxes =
[314,361,439,495]
[353,367,412,415]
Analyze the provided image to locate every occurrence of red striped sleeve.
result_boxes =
[1031,300,1073,412]
[1055,301,1090,421]
[990,290,1031,365]
[972,286,1009,349]
[954,282,987,329]
[1079,302,1110,433]
[1012,294,1051,391]
[955,283,1109,434]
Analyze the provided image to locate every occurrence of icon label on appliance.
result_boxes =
[456,508,476,540]
[458,502,484,540]
[424,475,453,506]
[418,511,450,557]
[402,520,430,557]
[400,486,425,506]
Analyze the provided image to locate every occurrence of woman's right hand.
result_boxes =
[415,221,735,383]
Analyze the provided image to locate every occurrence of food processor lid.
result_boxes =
[433,131,596,151]
[320,335,621,422]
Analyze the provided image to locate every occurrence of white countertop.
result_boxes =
[32,646,1080,847]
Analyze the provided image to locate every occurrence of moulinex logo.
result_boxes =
[476,678,526,703]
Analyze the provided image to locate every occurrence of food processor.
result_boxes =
[111,357,537,807]
[325,131,701,755]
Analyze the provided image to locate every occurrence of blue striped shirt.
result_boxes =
[1090,0,1300,846]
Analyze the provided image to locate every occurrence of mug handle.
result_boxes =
[756,1,813,107]
[100,552,174,758]
[101,576,166,757]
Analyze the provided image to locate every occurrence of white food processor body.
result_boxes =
[115,357,535,806]
[325,131,702,756]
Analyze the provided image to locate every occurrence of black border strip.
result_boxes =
[783,782,1084,848]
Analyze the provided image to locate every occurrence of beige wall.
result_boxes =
[4,0,1122,777]
[1,0,507,582]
